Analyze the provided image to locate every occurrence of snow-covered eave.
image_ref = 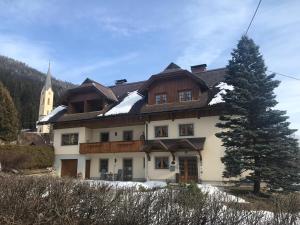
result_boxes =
[37,105,67,125]
[98,90,143,117]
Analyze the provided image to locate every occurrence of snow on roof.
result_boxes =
[209,82,234,105]
[39,105,67,122]
[100,90,143,116]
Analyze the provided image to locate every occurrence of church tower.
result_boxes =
[37,62,54,133]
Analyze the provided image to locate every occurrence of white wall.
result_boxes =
[147,116,225,182]
[53,127,88,155]
[88,152,145,180]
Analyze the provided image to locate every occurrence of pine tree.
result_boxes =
[216,36,300,194]
[0,81,19,142]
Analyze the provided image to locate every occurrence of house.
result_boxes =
[38,62,228,183]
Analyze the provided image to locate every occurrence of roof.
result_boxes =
[140,99,208,114]
[40,63,227,125]
[66,78,118,102]
[110,80,146,98]
[143,138,206,152]
[194,68,227,88]
[139,63,208,93]
[163,62,182,72]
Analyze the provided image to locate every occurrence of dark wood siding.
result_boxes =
[61,159,78,178]
[147,76,201,105]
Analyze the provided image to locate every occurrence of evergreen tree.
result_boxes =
[0,81,19,142]
[216,36,300,194]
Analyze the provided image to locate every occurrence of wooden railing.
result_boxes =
[80,140,143,154]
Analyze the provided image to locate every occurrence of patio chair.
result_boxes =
[117,169,123,181]
[100,169,107,180]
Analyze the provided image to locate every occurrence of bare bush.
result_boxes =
[0,176,299,225]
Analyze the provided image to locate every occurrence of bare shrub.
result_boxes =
[0,175,299,225]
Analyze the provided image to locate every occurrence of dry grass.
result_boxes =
[224,186,300,212]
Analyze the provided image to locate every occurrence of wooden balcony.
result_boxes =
[80,140,143,154]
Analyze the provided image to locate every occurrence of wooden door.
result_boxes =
[85,160,91,179]
[123,159,133,181]
[179,157,198,183]
[61,159,78,178]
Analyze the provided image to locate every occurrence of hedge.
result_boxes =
[0,176,299,225]
[0,145,54,170]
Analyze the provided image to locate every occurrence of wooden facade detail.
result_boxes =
[80,140,144,154]
[147,76,201,105]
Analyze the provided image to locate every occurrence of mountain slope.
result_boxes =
[0,55,75,129]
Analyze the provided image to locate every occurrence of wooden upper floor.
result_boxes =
[39,63,226,126]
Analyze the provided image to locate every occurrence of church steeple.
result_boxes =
[44,61,52,91]
[37,61,54,133]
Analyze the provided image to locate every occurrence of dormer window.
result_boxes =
[155,93,167,104]
[178,90,192,102]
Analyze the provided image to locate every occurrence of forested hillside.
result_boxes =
[0,55,75,129]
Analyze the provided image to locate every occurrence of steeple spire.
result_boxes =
[44,61,52,90]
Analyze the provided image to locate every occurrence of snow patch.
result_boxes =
[198,184,246,203]
[99,91,142,116]
[39,105,67,122]
[86,180,167,189]
[209,82,234,105]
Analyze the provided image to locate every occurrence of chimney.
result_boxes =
[115,79,127,85]
[191,64,207,74]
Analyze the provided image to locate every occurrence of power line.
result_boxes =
[268,70,300,81]
[245,0,263,35]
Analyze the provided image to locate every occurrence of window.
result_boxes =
[100,132,109,142]
[155,126,168,138]
[178,90,192,102]
[179,124,194,136]
[123,130,133,141]
[155,157,169,169]
[155,93,167,104]
[47,98,50,105]
[99,159,109,173]
[61,133,79,146]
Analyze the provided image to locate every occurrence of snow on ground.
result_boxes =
[86,180,246,203]
[198,184,246,203]
[86,180,167,189]
[39,105,67,122]
[100,90,143,116]
[209,82,234,105]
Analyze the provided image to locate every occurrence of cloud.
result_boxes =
[59,52,139,83]
[0,34,53,72]
[175,0,253,68]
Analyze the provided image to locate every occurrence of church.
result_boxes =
[38,63,229,184]
[37,63,54,134]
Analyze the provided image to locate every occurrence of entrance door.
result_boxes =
[179,157,198,183]
[61,159,78,178]
[123,159,133,181]
[85,160,91,179]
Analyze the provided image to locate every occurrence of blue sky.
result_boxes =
[0,0,300,134]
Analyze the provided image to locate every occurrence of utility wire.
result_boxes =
[242,0,300,81]
[268,70,300,81]
[245,0,263,35]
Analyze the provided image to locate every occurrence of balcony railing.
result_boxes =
[80,140,143,154]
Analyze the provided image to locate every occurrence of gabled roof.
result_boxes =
[163,62,182,72]
[139,62,208,93]
[194,68,227,88]
[65,78,118,102]
[110,80,146,98]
